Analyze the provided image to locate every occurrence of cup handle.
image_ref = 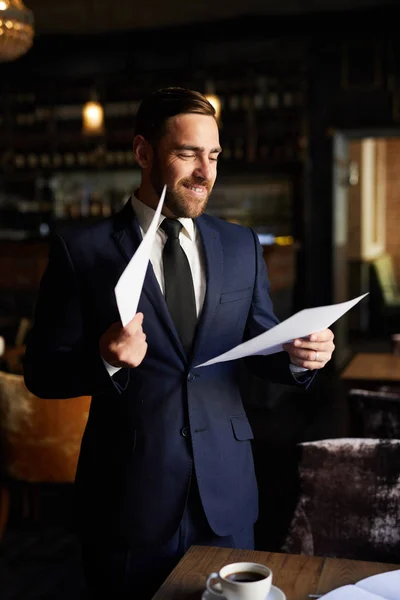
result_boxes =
[206,572,223,595]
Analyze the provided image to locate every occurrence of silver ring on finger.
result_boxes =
[315,351,319,362]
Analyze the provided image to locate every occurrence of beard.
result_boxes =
[150,154,213,218]
[165,178,212,218]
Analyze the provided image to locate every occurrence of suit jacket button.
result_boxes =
[187,372,195,382]
[181,427,190,438]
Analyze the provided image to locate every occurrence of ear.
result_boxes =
[133,135,153,169]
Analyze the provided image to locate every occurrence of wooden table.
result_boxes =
[341,352,400,385]
[152,545,399,600]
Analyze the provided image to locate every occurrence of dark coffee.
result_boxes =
[225,571,266,583]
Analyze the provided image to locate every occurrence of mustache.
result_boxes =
[180,178,211,190]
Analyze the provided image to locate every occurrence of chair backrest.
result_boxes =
[14,317,31,347]
[348,388,400,439]
[371,254,400,306]
[283,438,400,563]
[0,370,90,482]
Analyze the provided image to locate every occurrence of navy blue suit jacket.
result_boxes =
[24,200,310,548]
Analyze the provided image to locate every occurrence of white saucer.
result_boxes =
[201,584,286,600]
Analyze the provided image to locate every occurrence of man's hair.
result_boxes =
[134,87,216,143]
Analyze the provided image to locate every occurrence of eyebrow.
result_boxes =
[174,144,222,154]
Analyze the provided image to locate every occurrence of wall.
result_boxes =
[362,139,386,260]
[348,138,386,262]
[385,139,400,282]
[348,140,362,260]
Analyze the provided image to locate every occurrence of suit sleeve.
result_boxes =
[24,233,129,399]
[243,229,316,388]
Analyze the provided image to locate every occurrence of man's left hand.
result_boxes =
[283,328,335,370]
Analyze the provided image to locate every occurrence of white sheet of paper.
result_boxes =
[357,570,400,600]
[319,585,386,600]
[115,185,166,327]
[319,570,400,600]
[196,293,368,368]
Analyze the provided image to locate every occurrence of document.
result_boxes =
[195,293,368,368]
[319,569,400,599]
[115,185,166,326]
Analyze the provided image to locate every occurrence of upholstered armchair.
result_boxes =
[348,387,400,439]
[370,253,400,333]
[283,438,400,563]
[0,370,90,539]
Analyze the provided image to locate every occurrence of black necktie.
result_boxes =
[161,218,197,355]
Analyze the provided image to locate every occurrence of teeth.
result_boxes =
[188,186,203,192]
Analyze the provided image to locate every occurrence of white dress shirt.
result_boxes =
[103,195,307,378]
[131,194,206,318]
[104,194,205,376]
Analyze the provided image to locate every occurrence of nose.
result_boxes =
[193,156,212,181]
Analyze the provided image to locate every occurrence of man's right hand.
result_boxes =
[99,312,148,368]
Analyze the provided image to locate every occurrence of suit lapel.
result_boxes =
[191,216,223,362]
[111,199,186,361]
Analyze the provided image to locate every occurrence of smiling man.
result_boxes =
[24,87,335,599]
[139,113,220,218]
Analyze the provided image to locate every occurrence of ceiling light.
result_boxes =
[0,1,34,62]
[206,94,222,121]
[82,100,105,136]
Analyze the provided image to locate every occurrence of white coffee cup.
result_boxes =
[206,561,272,600]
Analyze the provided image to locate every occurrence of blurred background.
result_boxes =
[0,0,400,598]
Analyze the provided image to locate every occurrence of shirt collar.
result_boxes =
[131,192,196,241]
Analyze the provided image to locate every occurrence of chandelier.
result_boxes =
[0,0,34,62]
